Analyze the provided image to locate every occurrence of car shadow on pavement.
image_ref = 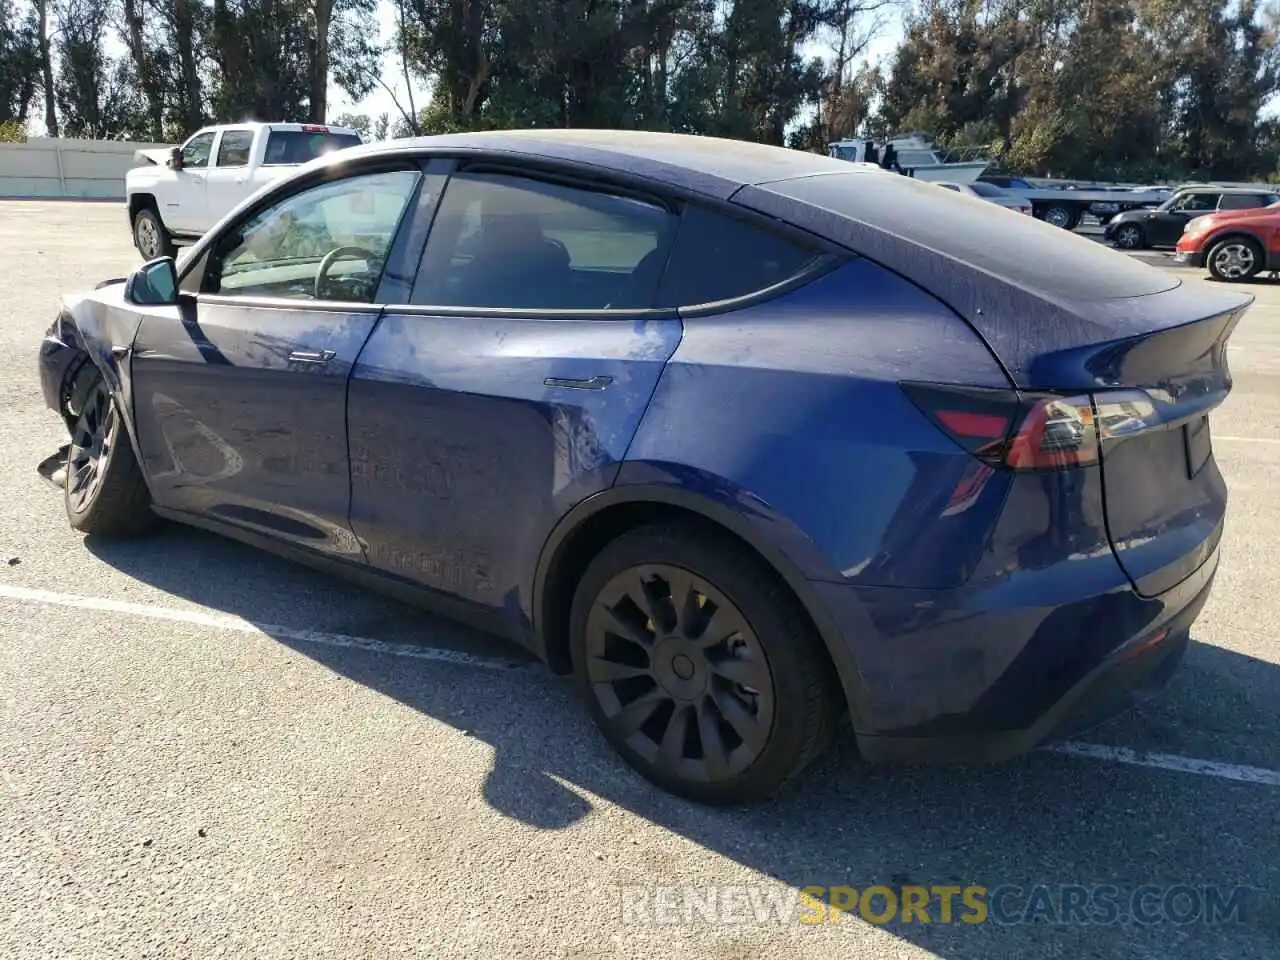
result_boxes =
[84,525,1280,960]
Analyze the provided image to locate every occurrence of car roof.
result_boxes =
[1174,184,1276,194]
[321,129,860,200]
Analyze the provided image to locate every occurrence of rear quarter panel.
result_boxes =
[620,257,1016,590]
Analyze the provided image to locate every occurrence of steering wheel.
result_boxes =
[315,246,380,300]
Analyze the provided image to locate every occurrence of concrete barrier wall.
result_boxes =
[0,138,174,200]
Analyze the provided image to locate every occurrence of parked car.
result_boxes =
[1104,186,1279,250]
[935,180,1033,214]
[39,130,1250,805]
[126,122,362,260]
[1174,203,1280,281]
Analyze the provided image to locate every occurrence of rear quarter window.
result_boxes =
[263,131,363,166]
[655,205,825,307]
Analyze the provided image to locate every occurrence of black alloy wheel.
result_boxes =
[584,562,776,783]
[67,379,119,515]
[571,523,840,805]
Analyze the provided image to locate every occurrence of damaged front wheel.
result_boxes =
[64,375,156,537]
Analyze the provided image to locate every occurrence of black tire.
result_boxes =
[1041,204,1076,229]
[1112,222,1146,250]
[1206,237,1263,283]
[570,522,841,806]
[132,206,175,261]
[64,375,156,537]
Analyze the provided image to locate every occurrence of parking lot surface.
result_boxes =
[2,201,1277,959]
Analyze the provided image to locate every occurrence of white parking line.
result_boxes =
[1215,435,1280,445]
[3,581,1278,788]
[1043,742,1280,786]
[0,582,534,672]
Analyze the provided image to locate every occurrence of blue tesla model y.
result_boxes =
[38,130,1251,804]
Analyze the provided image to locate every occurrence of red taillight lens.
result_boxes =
[902,382,1101,471]
[300,124,330,133]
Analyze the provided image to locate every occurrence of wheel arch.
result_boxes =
[531,483,873,729]
[128,192,159,222]
[1206,230,1265,254]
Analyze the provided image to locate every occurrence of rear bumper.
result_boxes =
[813,544,1219,764]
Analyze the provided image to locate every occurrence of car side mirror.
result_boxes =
[125,257,180,307]
[167,147,184,170]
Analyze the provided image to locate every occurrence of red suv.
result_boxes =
[1175,202,1280,282]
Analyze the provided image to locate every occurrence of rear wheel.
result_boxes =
[1113,223,1146,250]
[1207,237,1263,283]
[65,376,156,537]
[570,522,841,805]
[133,207,175,261]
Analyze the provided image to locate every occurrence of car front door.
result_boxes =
[1147,191,1219,246]
[345,165,685,619]
[165,131,216,234]
[202,128,256,232]
[128,162,426,559]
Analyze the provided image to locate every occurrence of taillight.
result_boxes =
[300,124,330,133]
[901,382,1144,472]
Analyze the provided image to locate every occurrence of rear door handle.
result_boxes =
[288,349,336,365]
[544,375,613,390]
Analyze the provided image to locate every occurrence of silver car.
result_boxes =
[936,181,1033,215]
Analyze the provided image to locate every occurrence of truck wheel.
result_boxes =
[133,207,175,261]
[1041,204,1075,229]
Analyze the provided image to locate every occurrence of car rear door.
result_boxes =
[346,163,683,615]
[128,160,425,560]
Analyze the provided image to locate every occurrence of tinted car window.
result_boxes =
[1218,193,1271,210]
[204,169,420,302]
[262,131,363,166]
[655,204,824,308]
[181,132,214,169]
[411,172,675,310]
[215,129,254,168]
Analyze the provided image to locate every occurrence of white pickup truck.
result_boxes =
[125,121,363,259]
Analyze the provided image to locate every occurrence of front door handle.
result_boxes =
[288,349,336,365]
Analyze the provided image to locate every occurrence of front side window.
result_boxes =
[216,130,254,168]
[182,132,215,169]
[203,169,420,302]
[1170,192,1219,213]
[411,172,675,310]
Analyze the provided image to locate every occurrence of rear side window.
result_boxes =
[655,205,824,308]
[411,171,676,310]
[216,129,254,168]
[263,131,363,166]
[1218,193,1270,210]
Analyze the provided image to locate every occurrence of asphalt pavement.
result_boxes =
[1,202,1277,960]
